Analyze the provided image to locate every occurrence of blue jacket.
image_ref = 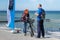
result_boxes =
[37,8,42,21]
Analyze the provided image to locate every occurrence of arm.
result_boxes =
[35,12,39,16]
[35,10,39,16]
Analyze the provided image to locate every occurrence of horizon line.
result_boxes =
[0,10,60,11]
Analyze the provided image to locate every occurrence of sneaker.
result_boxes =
[24,33,27,36]
[37,36,40,38]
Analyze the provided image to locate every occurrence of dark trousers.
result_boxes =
[37,20,45,38]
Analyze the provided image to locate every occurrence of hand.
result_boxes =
[35,13,39,16]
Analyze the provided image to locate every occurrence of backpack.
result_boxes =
[41,9,45,20]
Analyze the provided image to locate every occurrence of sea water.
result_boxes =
[0,11,60,32]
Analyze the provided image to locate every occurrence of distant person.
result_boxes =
[35,4,45,38]
[21,9,34,37]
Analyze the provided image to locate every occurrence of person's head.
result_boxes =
[38,4,42,8]
[24,9,29,14]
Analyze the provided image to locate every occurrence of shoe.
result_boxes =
[42,36,45,38]
[31,33,34,37]
[24,33,26,36]
[37,36,40,38]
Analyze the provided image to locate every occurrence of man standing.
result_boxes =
[35,4,45,38]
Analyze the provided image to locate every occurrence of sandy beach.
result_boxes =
[0,26,60,40]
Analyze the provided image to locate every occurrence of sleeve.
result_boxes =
[36,9,39,14]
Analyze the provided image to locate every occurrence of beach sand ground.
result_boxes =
[0,27,60,40]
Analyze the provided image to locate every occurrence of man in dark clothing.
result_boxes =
[35,4,45,38]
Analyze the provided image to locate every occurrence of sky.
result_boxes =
[0,0,60,11]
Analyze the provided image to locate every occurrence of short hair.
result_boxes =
[39,4,42,7]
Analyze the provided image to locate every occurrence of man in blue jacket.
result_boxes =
[35,4,45,38]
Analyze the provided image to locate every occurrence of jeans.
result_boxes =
[24,22,27,33]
